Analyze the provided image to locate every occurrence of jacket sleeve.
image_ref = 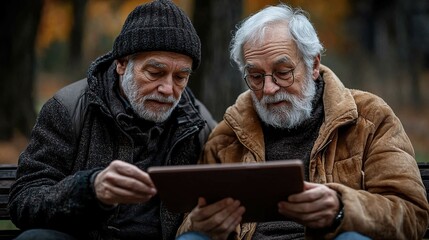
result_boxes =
[313,100,429,240]
[8,97,113,232]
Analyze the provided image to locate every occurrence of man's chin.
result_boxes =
[140,108,173,122]
[266,105,292,116]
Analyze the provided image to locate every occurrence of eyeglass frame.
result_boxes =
[243,68,296,91]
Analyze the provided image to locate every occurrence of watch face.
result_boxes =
[333,207,344,228]
[336,208,344,220]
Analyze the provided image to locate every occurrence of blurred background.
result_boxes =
[0,0,428,164]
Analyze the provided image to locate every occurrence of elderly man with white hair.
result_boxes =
[177,3,429,240]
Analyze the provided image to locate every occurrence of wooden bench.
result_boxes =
[0,165,21,239]
[421,163,429,239]
[1,163,429,239]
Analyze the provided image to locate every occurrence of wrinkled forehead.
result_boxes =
[243,21,291,47]
[242,24,300,65]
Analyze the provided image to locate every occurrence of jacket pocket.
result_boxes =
[333,156,364,190]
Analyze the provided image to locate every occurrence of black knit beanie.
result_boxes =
[112,0,201,70]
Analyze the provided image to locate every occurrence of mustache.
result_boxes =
[260,92,293,105]
[142,94,177,104]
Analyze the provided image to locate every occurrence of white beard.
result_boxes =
[251,73,316,129]
[120,60,180,123]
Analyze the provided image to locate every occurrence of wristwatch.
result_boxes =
[331,197,344,229]
[333,206,344,226]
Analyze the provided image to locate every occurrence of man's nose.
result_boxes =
[263,75,280,95]
[157,75,174,95]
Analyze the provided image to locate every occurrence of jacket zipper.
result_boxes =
[312,137,333,163]
[164,125,200,163]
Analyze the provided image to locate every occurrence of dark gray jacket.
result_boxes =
[8,52,216,240]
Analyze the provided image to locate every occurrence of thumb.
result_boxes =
[303,181,319,190]
[197,197,207,208]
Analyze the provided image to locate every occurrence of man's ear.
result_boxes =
[116,58,128,75]
[312,54,321,80]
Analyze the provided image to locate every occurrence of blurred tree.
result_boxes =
[396,0,429,107]
[191,0,245,121]
[69,0,88,67]
[348,0,429,107]
[0,0,44,140]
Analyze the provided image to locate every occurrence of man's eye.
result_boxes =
[145,71,163,80]
[275,70,292,79]
[148,71,162,76]
[250,73,263,80]
[174,75,189,85]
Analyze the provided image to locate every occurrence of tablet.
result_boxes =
[148,159,304,222]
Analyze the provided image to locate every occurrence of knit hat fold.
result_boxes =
[112,0,201,70]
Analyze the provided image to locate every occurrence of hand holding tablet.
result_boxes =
[148,159,304,222]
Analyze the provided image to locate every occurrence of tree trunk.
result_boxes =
[69,0,88,69]
[191,0,244,121]
[0,0,43,140]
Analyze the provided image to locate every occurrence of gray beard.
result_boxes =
[120,60,180,123]
[251,73,316,129]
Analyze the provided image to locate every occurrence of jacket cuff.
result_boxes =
[176,213,192,236]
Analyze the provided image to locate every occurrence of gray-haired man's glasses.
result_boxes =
[243,69,295,91]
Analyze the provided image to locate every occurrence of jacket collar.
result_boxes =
[314,65,358,150]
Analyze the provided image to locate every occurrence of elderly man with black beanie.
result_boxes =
[8,1,216,239]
